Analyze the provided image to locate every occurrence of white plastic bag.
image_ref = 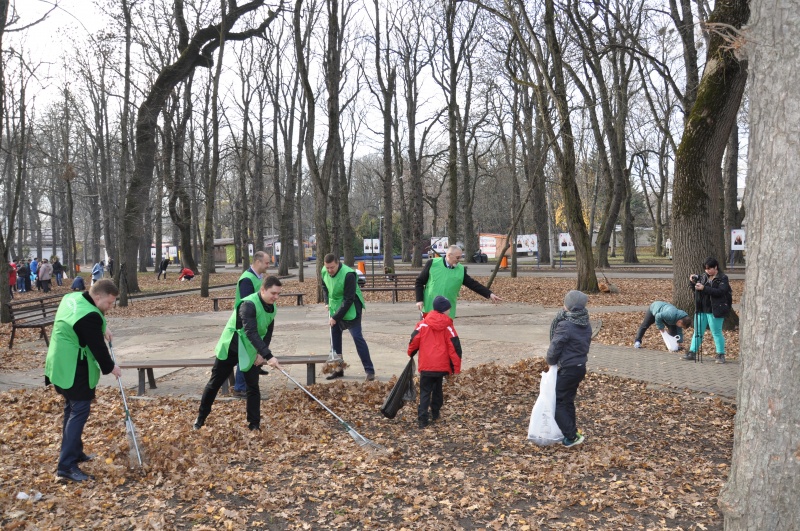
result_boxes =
[527,365,564,445]
[661,329,680,352]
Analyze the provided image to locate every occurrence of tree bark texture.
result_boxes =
[718,1,799,525]
[671,0,749,313]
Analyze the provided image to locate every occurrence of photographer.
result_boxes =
[683,257,731,363]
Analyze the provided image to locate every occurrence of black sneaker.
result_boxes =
[715,354,726,364]
[326,370,344,380]
[681,351,696,361]
[56,467,94,482]
[418,419,429,429]
[193,417,204,430]
[248,424,261,431]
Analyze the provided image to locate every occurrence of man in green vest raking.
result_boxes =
[415,245,502,318]
[321,253,376,381]
[232,251,271,397]
[45,279,121,482]
[194,276,284,431]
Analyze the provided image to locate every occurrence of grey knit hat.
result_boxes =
[433,295,452,313]
[564,290,588,311]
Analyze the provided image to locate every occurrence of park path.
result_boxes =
[0,301,739,401]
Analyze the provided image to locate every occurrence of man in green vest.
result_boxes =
[232,251,271,397]
[194,276,284,431]
[415,245,502,318]
[44,279,121,482]
[321,254,375,381]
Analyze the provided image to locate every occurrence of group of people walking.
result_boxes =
[42,246,730,482]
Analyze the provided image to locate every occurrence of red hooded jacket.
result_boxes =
[407,310,462,374]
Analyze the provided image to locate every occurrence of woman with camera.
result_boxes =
[683,257,732,363]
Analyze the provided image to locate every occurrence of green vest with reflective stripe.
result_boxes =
[423,257,465,318]
[214,292,276,371]
[45,292,107,390]
[235,269,262,307]
[321,263,366,321]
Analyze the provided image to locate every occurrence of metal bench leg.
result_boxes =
[8,327,15,349]
[213,299,219,311]
[137,369,147,396]
[221,373,234,395]
[42,329,50,347]
[307,363,316,385]
[147,368,157,389]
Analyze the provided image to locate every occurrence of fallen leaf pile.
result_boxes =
[0,357,734,529]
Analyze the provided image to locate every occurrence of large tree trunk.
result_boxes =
[718,1,799,524]
[671,0,749,313]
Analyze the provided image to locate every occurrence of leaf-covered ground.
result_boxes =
[1,358,733,530]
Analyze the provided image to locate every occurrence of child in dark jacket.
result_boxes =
[408,295,462,428]
[546,290,592,447]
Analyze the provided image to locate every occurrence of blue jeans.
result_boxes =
[331,322,374,374]
[689,313,725,354]
[55,272,63,286]
[234,366,246,392]
[16,277,25,292]
[58,398,92,472]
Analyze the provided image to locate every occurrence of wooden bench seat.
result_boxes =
[6,294,63,348]
[359,273,417,303]
[211,292,305,311]
[118,354,330,395]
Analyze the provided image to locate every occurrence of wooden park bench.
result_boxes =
[6,294,63,348]
[359,272,417,303]
[211,292,305,312]
[118,354,330,396]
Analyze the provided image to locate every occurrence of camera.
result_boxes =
[690,274,700,282]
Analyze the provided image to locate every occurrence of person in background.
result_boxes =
[157,256,171,280]
[91,261,104,286]
[24,260,32,292]
[546,290,592,448]
[38,258,53,293]
[321,253,376,382]
[71,275,86,291]
[31,257,39,290]
[177,267,195,281]
[415,245,502,318]
[17,261,29,292]
[407,295,462,428]
[44,279,121,482]
[683,257,731,364]
[194,277,284,431]
[52,257,64,287]
[106,258,114,278]
[231,251,271,398]
[634,301,693,349]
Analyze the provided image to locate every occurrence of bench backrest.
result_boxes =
[8,295,63,322]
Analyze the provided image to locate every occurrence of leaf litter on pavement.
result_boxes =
[1,275,740,529]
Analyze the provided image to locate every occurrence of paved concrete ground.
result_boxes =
[0,300,739,401]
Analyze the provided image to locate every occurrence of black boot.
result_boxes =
[681,351,696,361]
[326,370,344,380]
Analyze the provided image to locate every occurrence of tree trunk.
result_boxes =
[671,0,749,312]
[718,1,799,524]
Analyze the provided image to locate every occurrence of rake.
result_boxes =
[279,368,386,454]
[109,343,145,467]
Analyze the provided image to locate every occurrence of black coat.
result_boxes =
[690,273,731,318]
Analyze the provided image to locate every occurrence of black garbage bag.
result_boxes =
[380,357,416,419]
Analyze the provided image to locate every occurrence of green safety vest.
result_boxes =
[235,269,262,307]
[214,292,276,372]
[423,257,465,318]
[45,292,107,390]
[321,263,366,321]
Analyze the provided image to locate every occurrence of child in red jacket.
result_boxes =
[408,295,462,428]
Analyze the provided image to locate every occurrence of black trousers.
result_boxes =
[554,364,586,441]
[418,374,445,422]
[198,354,261,427]
[635,311,682,343]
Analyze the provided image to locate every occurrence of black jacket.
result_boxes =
[690,273,731,318]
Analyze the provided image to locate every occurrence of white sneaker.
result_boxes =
[634,341,641,349]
